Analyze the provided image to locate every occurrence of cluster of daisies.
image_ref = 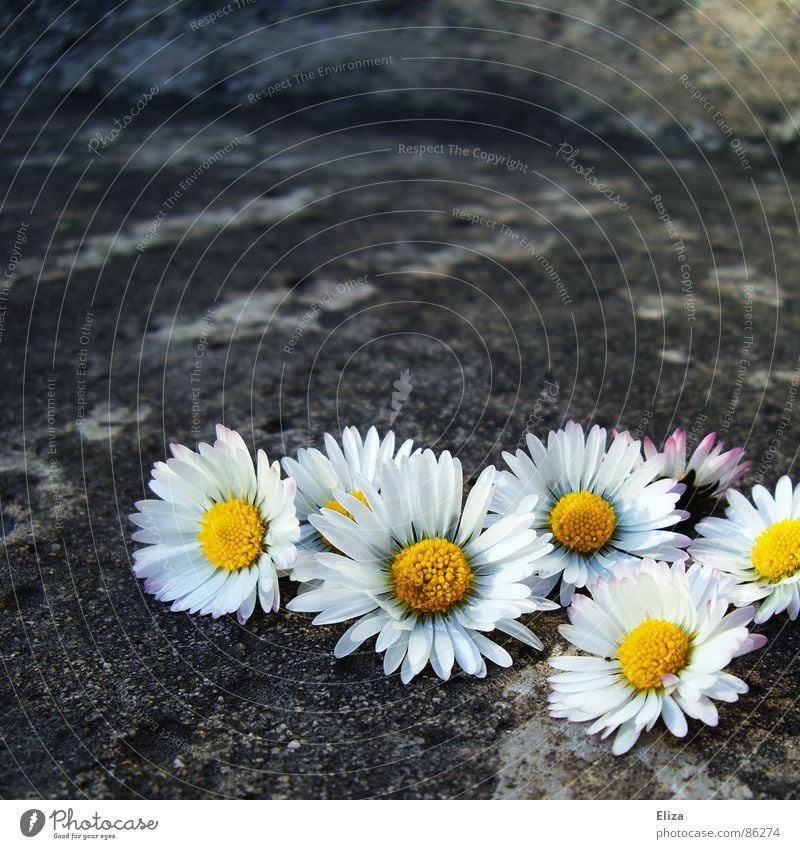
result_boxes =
[130,421,798,754]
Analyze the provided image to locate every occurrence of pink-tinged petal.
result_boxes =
[642,436,659,460]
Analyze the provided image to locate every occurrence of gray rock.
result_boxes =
[1,1,799,153]
[0,94,797,798]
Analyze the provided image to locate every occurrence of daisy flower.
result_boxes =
[286,449,557,683]
[130,425,300,624]
[548,558,766,755]
[690,475,800,623]
[282,426,414,577]
[643,429,750,515]
[492,421,691,604]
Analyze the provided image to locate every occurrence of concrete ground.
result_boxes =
[0,106,798,798]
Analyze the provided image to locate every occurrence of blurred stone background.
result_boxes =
[3,1,800,149]
[0,0,798,800]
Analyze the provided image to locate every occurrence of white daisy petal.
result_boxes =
[456,465,498,546]
[130,427,299,624]
[430,618,455,680]
[334,611,387,658]
[549,559,764,755]
[660,694,689,737]
[376,617,404,652]
[585,691,643,734]
[259,567,280,613]
[490,422,689,602]
[611,720,642,756]
[384,633,409,675]
[470,632,513,667]
[448,620,482,676]
[404,619,435,682]
[236,588,258,625]
[691,476,800,624]
[290,447,555,682]
[284,426,414,572]
[549,655,617,672]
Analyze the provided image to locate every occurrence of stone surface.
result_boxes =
[0,33,799,799]
[2,1,800,153]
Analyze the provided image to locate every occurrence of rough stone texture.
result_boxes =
[2,1,800,153]
[1,12,799,800]
[1,107,798,799]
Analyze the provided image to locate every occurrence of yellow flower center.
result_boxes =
[391,537,472,614]
[320,489,370,549]
[751,518,800,583]
[618,619,690,690]
[323,489,370,521]
[549,490,616,554]
[197,498,265,571]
